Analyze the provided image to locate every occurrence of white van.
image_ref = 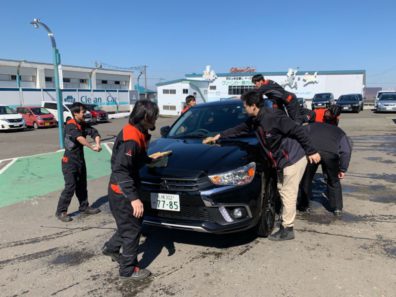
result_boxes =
[42,101,92,123]
[0,105,26,131]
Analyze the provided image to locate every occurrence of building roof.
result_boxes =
[0,58,132,75]
[185,70,366,77]
[134,84,156,94]
[156,79,205,87]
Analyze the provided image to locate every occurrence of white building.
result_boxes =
[0,58,137,111]
[157,68,366,116]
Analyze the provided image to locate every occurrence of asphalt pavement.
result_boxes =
[0,110,395,297]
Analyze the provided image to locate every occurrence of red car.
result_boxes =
[85,104,109,123]
[17,106,57,129]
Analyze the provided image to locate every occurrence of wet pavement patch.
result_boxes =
[0,247,59,268]
[366,157,396,164]
[51,250,95,266]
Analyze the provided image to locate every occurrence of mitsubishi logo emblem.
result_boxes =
[160,179,169,190]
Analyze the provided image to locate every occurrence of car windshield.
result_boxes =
[313,94,331,102]
[168,103,249,138]
[379,94,396,101]
[338,96,358,102]
[31,107,51,115]
[0,106,17,115]
[86,105,101,111]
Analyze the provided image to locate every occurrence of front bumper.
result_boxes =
[376,105,396,112]
[37,120,57,127]
[0,121,25,130]
[141,177,263,234]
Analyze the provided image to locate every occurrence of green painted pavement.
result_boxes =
[0,148,111,208]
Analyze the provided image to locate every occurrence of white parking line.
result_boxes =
[0,158,17,175]
[104,142,113,155]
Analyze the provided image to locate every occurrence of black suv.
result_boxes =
[311,93,335,110]
[140,100,277,237]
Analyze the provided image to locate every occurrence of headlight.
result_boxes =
[37,116,42,120]
[209,162,256,186]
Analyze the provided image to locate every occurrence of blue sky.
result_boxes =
[1,0,395,88]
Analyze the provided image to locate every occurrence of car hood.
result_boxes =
[141,137,259,179]
[0,114,23,120]
[378,100,396,104]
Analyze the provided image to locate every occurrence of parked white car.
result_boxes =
[42,101,92,123]
[0,105,26,131]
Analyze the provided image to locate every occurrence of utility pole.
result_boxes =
[144,65,148,99]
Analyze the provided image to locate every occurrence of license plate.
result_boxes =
[45,122,50,126]
[343,107,349,110]
[150,193,180,212]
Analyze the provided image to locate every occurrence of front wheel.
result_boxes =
[256,173,277,237]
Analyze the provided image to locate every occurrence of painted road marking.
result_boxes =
[0,158,17,175]
[0,145,112,208]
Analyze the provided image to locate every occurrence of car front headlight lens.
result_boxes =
[209,162,256,186]
[37,116,42,120]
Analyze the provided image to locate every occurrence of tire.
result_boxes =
[256,172,277,237]
[33,122,38,129]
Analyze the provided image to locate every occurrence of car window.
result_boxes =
[313,94,331,101]
[338,96,358,102]
[168,104,248,138]
[31,107,51,115]
[44,103,57,110]
[379,94,396,101]
[0,106,17,114]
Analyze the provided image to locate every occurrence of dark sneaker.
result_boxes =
[102,245,120,263]
[56,212,72,222]
[268,226,295,241]
[121,267,151,281]
[82,206,101,215]
[333,210,342,217]
[297,206,311,214]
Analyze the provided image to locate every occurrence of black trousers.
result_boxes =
[299,151,343,211]
[105,187,142,276]
[56,162,89,215]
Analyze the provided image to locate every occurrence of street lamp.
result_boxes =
[137,71,143,101]
[30,18,64,149]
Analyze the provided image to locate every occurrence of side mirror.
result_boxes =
[160,126,171,137]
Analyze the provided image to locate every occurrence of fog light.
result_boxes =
[231,207,247,219]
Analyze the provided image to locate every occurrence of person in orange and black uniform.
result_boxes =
[252,74,308,124]
[298,122,352,217]
[314,105,341,126]
[181,95,196,114]
[102,100,162,280]
[56,102,102,222]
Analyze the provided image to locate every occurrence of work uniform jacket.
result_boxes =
[63,119,100,167]
[257,79,300,121]
[109,123,152,201]
[305,123,352,172]
[220,108,317,170]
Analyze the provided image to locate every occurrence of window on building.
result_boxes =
[209,85,216,90]
[114,81,120,85]
[10,75,17,81]
[101,80,108,84]
[228,85,255,95]
[163,105,176,110]
[80,79,88,84]
[45,77,53,82]
[63,78,71,83]
[163,89,176,94]
[183,89,188,94]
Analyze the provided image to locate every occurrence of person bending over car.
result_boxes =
[203,91,321,241]
[252,74,307,125]
[102,100,163,280]
[298,122,352,217]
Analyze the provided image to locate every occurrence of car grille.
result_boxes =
[43,117,53,121]
[141,177,211,192]
[7,119,22,123]
[146,206,222,222]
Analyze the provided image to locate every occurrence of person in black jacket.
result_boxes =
[203,91,321,241]
[55,102,102,222]
[102,100,162,280]
[298,122,352,216]
[252,74,305,124]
